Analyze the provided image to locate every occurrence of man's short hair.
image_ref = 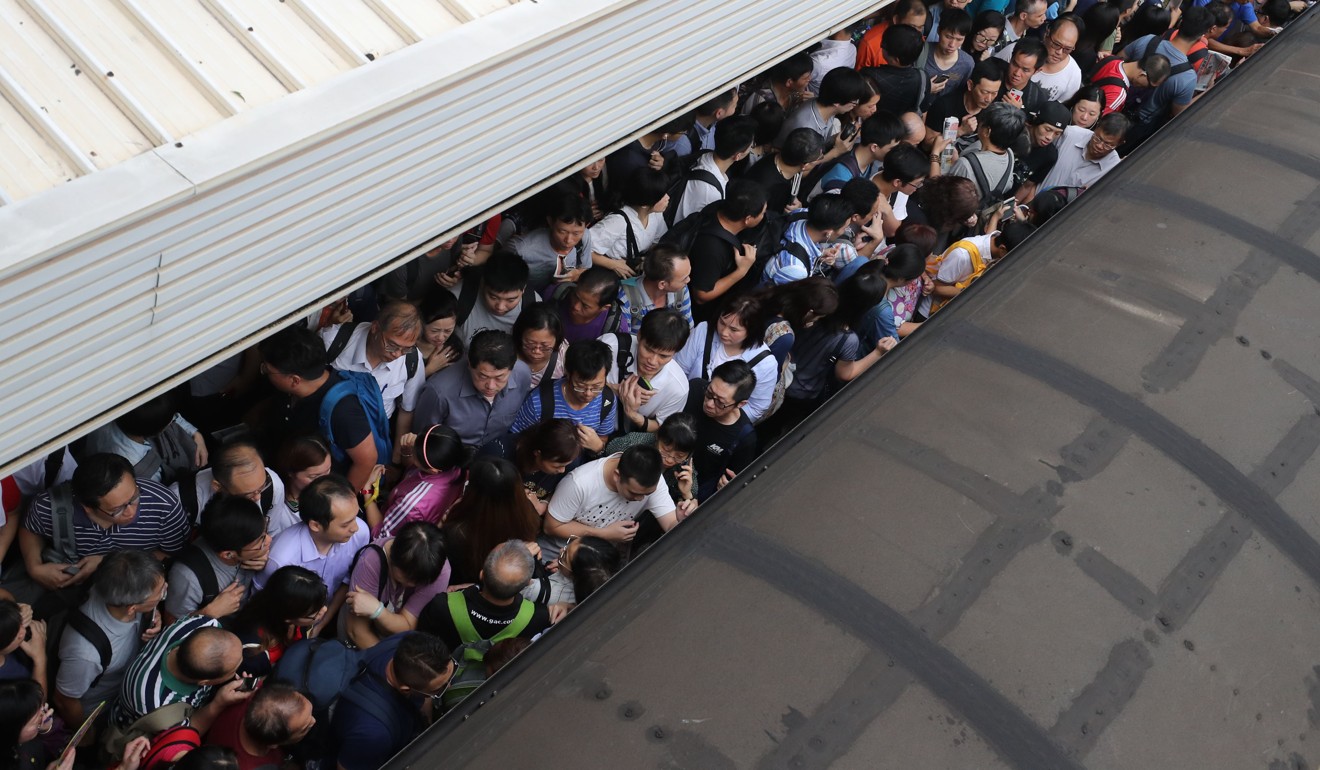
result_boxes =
[91,549,163,607]
[297,474,355,529]
[1016,0,1048,18]
[840,178,881,218]
[637,308,691,354]
[210,441,264,490]
[391,631,453,692]
[1176,5,1214,39]
[1260,0,1291,24]
[259,325,330,381]
[479,251,530,294]
[882,23,926,66]
[712,359,757,403]
[1013,37,1047,69]
[806,194,856,233]
[115,394,175,439]
[543,188,592,226]
[643,244,689,284]
[748,100,787,146]
[979,102,1026,148]
[780,128,823,167]
[245,683,308,746]
[880,143,928,185]
[817,67,869,107]
[969,57,1007,88]
[1047,16,1082,40]
[1139,53,1171,86]
[939,8,974,37]
[695,88,737,118]
[617,445,663,487]
[467,329,517,371]
[620,167,669,209]
[859,110,905,148]
[199,496,267,552]
[482,541,535,600]
[375,301,422,336]
[998,220,1037,251]
[767,52,813,85]
[713,116,757,160]
[717,180,768,221]
[71,453,134,510]
[564,339,611,381]
[177,627,239,681]
[1205,1,1233,29]
[575,267,621,308]
[1095,111,1131,140]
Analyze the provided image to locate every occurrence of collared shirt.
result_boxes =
[113,615,219,727]
[1040,126,1120,191]
[412,360,532,447]
[320,322,425,418]
[173,466,297,536]
[616,277,693,334]
[809,39,858,93]
[24,478,189,558]
[255,522,368,592]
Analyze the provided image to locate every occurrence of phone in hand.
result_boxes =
[460,231,481,246]
[932,74,950,85]
[1000,197,1017,211]
[237,676,265,692]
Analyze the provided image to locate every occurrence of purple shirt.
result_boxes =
[255,522,368,592]
[374,468,463,539]
[347,538,450,619]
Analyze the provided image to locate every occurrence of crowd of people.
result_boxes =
[0,0,1301,766]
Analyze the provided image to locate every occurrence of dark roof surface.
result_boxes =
[393,10,1320,768]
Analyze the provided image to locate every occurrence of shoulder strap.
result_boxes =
[619,212,640,262]
[324,324,356,364]
[543,345,562,385]
[175,544,221,608]
[701,323,717,379]
[916,42,931,71]
[66,609,112,688]
[747,349,773,369]
[784,242,812,271]
[995,150,1015,194]
[455,278,480,325]
[405,348,419,380]
[347,543,390,601]
[612,332,634,380]
[1092,76,1127,88]
[177,473,200,525]
[689,168,724,196]
[603,302,623,335]
[43,449,64,489]
[48,482,78,564]
[447,591,482,644]
[600,386,616,427]
[965,153,993,202]
[491,599,536,642]
[538,377,556,423]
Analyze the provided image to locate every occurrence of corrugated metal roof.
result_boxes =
[0,0,514,204]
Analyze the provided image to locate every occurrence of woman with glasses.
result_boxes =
[673,295,779,423]
[441,456,541,585]
[521,534,621,607]
[1,678,68,770]
[222,566,327,676]
[512,305,568,387]
[964,10,1007,60]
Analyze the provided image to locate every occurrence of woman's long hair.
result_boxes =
[442,456,540,581]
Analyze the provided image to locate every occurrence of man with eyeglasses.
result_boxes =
[1024,18,1083,101]
[171,440,296,536]
[1039,112,1130,192]
[163,495,270,622]
[684,361,760,503]
[321,301,426,462]
[511,340,620,455]
[19,453,189,593]
[413,330,532,449]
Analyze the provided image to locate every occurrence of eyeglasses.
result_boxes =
[903,178,926,191]
[98,488,141,519]
[1089,134,1120,151]
[229,477,273,503]
[556,535,580,573]
[381,339,417,356]
[974,32,998,45]
[1046,35,1075,54]
[522,340,556,353]
[570,381,607,396]
[657,446,691,466]
[704,389,737,411]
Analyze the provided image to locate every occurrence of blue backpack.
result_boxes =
[319,370,392,466]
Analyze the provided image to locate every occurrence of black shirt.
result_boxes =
[683,383,758,501]
[924,90,972,133]
[416,585,552,651]
[277,369,372,465]
[742,155,798,214]
[863,65,927,115]
[687,226,743,324]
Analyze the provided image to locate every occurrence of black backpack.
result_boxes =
[741,208,811,282]
[536,378,616,436]
[325,323,418,381]
[64,608,155,689]
[172,543,222,612]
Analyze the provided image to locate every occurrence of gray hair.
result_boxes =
[92,549,164,607]
[482,540,535,601]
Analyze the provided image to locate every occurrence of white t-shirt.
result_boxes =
[1032,57,1083,102]
[589,207,668,261]
[542,454,676,560]
[918,233,995,317]
[599,333,688,422]
[672,152,730,225]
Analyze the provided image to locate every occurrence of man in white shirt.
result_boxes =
[1039,113,1130,192]
[996,17,1082,102]
[600,308,691,434]
[170,440,297,535]
[809,31,858,94]
[541,446,678,561]
[670,116,758,225]
[321,301,426,452]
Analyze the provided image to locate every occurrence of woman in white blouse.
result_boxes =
[588,167,670,279]
[672,294,780,423]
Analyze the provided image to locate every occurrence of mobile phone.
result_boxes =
[460,232,481,246]
[933,74,950,85]
[63,564,81,576]
[237,676,265,692]
[1001,197,1017,210]
[638,377,653,390]
[840,122,857,140]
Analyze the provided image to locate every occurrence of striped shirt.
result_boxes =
[24,478,190,557]
[112,616,219,728]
